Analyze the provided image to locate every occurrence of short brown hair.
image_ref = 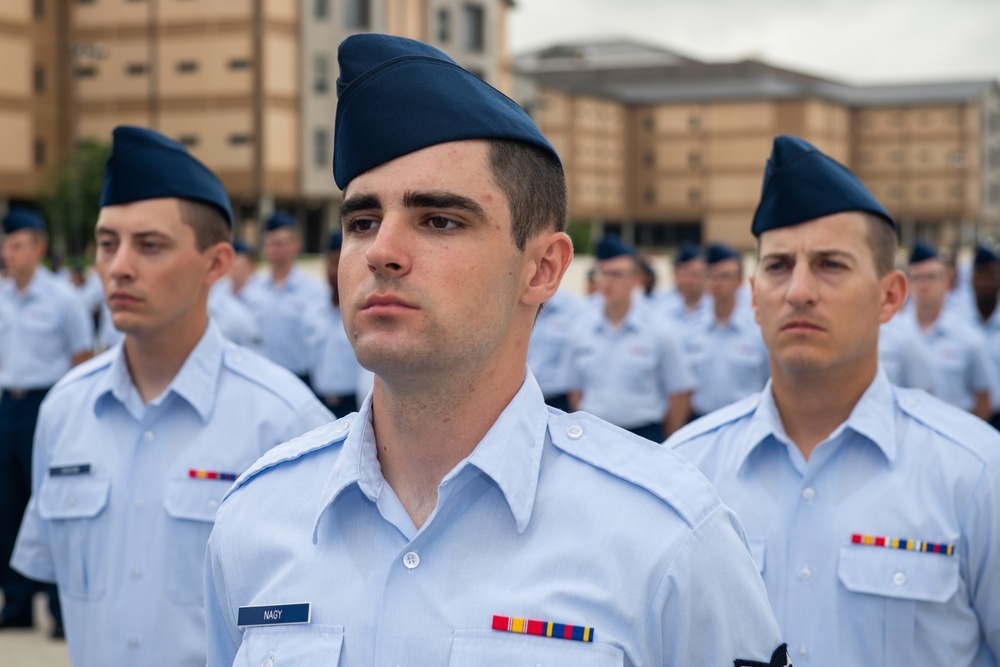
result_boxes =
[487,140,567,251]
[177,199,231,251]
[863,213,898,276]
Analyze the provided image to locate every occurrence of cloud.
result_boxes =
[509,0,1000,82]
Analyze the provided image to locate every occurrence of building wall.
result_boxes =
[0,1,35,201]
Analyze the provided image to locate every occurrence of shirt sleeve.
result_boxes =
[204,521,243,667]
[651,503,787,667]
[658,328,695,396]
[964,461,1000,659]
[10,397,58,583]
[62,290,95,354]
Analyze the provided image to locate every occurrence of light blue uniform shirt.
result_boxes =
[906,312,996,411]
[209,285,262,351]
[971,299,1000,411]
[11,323,332,667]
[309,301,362,396]
[669,372,1000,666]
[204,372,784,667]
[241,267,327,375]
[654,288,711,327]
[567,301,694,429]
[878,316,935,391]
[0,268,93,389]
[683,310,769,415]
[527,289,585,397]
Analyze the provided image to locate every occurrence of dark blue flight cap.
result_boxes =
[752,135,895,237]
[909,240,939,265]
[264,211,296,232]
[3,207,46,234]
[232,240,252,255]
[974,244,999,267]
[594,235,636,261]
[675,241,702,266]
[333,34,561,190]
[706,243,740,265]
[100,125,233,228]
[328,231,343,252]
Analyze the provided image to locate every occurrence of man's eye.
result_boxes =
[426,216,458,230]
[346,218,378,233]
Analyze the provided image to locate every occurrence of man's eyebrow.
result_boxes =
[340,193,382,221]
[403,191,487,221]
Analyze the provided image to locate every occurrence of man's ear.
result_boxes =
[878,268,907,324]
[205,241,235,287]
[522,231,573,307]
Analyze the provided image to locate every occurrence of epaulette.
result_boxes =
[48,348,116,393]
[547,411,720,528]
[223,417,352,502]
[894,387,1000,462]
[666,393,761,448]
[219,343,318,412]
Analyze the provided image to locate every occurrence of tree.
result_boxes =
[39,139,111,259]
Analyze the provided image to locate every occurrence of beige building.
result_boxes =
[1,0,511,251]
[515,40,1000,250]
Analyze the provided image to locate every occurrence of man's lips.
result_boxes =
[360,294,417,315]
[107,291,142,306]
[780,319,825,333]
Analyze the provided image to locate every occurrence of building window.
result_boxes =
[34,139,46,167]
[918,148,931,163]
[33,66,45,93]
[949,151,966,168]
[125,62,148,76]
[644,115,655,131]
[314,0,328,19]
[77,0,95,4]
[74,66,97,78]
[314,128,329,167]
[345,0,370,29]
[644,187,656,205]
[688,114,701,131]
[228,58,252,70]
[918,185,932,199]
[314,55,329,94]
[687,151,701,168]
[989,112,998,133]
[644,151,654,168]
[33,0,44,18]
[989,183,998,206]
[179,135,199,148]
[177,60,198,74]
[890,149,903,164]
[989,148,998,169]
[229,134,252,146]
[687,188,701,205]
[860,151,874,165]
[949,184,963,198]
[463,4,485,52]
[437,8,451,42]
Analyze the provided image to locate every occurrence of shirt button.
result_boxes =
[402,551,420,570]
[127,636,139,648]
[262,659,273,667]
[335,421,349,434]
[234,354,244,364]
[798,565,812,580]
[798,645,809,658]
[207,499,220,510]
[131,567,141,579]
[801,487,816,501]
[66,496,77,507]
[134,498,146,509]
[893,571,906,586]
[566,425,584,439]
[143,431,154,443]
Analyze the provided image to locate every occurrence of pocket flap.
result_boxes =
[749,538,766,574]
[38,476,110,520]
[238,624,344,666]
[837,545,959,603]
[164,478,228,523]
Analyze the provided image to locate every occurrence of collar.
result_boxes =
[737,370,897,473]
[94,322,225,423]
[314,370,549,540]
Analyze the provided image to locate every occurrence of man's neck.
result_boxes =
[372,353,526,530]
[271,264,293,285]
[604,295,631,327]
[770,358,877,460]
[682,291,702,310]
[916,301,942,330]
[123,315,209,404]
[976,294,998,323]
[713,296,735,324]
[13,265,37,292]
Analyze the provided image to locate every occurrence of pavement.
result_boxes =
[0,594,71,667]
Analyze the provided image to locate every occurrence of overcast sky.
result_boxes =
[508,0,1000,84]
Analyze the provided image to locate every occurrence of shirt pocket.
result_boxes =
[163,477,228,605]
[22,306,59,335]
[449,629,624,667]
[236,624,344,667]
[37,476,111,601]
[837,546,959,664]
